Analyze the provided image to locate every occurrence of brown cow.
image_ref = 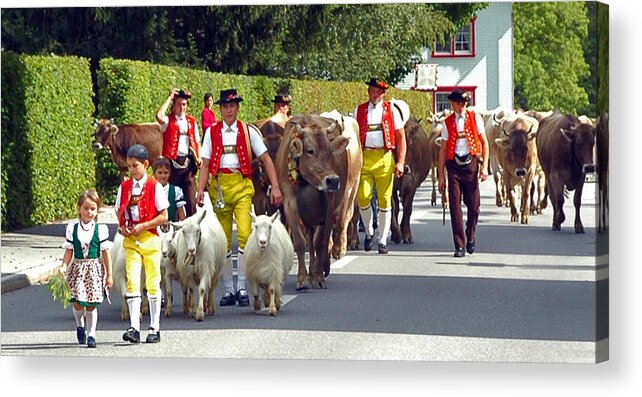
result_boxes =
[428,110,450,208]
[93,119,163,181]
[275,114,349,290]
[537,112,596,233]
[494,114,540,224]
[484,108,516,208]
[251,119,286,216]
[390,117,432,244]
[320,110,363,259]
[596,112,609,233]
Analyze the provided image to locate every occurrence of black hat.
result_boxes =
[174,89,192,100]
[447,89,469,103]
[127,144,149,160]
[365,78,389,90]
[215,88,243,105]
[271,94,292,104]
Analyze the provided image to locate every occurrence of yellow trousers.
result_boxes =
[123,230,161,297]
[357,149,395,210]
[208,172,255,251]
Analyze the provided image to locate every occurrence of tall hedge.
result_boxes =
[96,58,432,201]
[1,52,96,231]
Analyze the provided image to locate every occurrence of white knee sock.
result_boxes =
[378,209,392,246]
[72,307,85,327]
[359,207,374,237]
[237,250,246,291]
[85,309,97,338]
[148,295,161,332]
[222,251,234,293]
[126,296,142,331]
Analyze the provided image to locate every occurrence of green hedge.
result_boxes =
[96,58,432,201]
[1,52,96,231]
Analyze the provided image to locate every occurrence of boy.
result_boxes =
[153,157,187,223]
[115,144,169,343]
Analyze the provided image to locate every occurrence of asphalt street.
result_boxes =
[1,178,607,362]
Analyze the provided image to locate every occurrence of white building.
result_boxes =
[397,2,513,114]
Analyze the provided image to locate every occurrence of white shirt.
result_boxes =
[201,121,267,169]
[160,114,201,157]
[114,173,170,222]
[440,110,486,157]
[162,183,186,208]
[62,220,112,252]
[353,100,404,148]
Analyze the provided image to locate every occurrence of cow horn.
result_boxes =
[326,122,338,135]
[109,118,114,124]
[560,128,574,143]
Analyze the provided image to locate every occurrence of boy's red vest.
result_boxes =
[208,120,253,177]
[356,101,396,151]
[162,113,201,160]
[444,110,482,160]
[118,177,160,236]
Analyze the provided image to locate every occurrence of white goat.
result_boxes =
[159,223,183,317]
[171,209,227,321]
[245,210,294,316]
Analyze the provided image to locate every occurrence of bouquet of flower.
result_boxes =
[47,263,71,309]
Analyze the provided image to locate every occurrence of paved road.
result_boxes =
[1,178,607,362]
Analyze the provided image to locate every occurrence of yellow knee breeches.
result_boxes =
[123,230,161,297]
[357,149,394,210]
[208,172,255,251]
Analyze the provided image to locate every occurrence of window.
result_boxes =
[433,87,477,113]
[432,20,476,57]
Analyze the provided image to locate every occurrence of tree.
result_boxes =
[1,4,488,84]
[513,2,590,114]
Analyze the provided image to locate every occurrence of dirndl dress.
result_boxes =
[63,221,112,307]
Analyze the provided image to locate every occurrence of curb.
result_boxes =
[1,260,61,294]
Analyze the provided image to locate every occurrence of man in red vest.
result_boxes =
[156,88,202,217]
[437,89,489,258]
[354,78,407,254]
[196,88,283,307]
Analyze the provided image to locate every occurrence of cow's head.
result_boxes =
[496,119,537,178]
[259,120,285,161]
[93,118,117,151]
[560,120,596,174]
[289,119,348,192]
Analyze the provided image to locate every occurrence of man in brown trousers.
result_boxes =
[438,89,489,257]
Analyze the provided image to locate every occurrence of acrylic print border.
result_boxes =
[0,0,608,366]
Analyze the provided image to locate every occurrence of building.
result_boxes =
[397,2,513,114]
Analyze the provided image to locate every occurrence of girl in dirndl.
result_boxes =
[61,189,113,348]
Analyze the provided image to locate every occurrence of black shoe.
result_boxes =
[76,326,86,344]
[378,243,389,254]
[364,236,373,252]
[122,327,140,343]
[454,247,465,258]
[236,289,250,307]
[219,291,236,306]
[466,241,476,254]
[87,336,96,348]
[146,329,161,343]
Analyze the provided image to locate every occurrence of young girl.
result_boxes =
[61,189,113,348]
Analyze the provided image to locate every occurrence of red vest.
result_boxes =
[357,101,396,151]
[118,177,160,236]
[162,113,201,160]
[208,120,253,178]
[444,110,482,160]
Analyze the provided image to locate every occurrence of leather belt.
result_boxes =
[454,153,473,166]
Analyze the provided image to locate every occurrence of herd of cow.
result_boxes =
[93,105,608,294]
